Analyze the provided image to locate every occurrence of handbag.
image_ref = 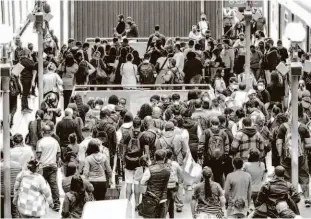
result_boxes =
[138,191,161,218]
[96,60,108,80]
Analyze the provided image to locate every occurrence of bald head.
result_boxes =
[42,125,52,135]
[144,116,154,129]
[65,108,73,117]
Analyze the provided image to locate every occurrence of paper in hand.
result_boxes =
[11,63,24,76]
[276,62,289,76]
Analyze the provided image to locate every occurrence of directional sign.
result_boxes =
[223,0,263,8]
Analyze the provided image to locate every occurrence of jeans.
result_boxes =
[167,188,178,218]
[42,165,60,207]
[1,197,19,218]
[90,181,107,201]
[223,68,232,87]
[175,183,184,211]
[20,77,32,110]
[10,95,18,126]
[63,90,72,109]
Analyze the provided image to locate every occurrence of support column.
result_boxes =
[244,9,252,91]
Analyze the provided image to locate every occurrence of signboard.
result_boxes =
[223,0,263,8]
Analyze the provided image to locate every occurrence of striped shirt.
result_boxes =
[14,170,53,217]
[1,161,22,196]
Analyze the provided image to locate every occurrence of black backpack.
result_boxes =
[124,130,142,170]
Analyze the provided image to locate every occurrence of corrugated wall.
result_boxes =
[71,0,222,41]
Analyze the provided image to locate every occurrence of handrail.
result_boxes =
[85,37,190,43]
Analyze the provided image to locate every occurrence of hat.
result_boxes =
[238,32,245,37]
[248,89,257,96]
[203,166,213,178]
[302,96,311,108]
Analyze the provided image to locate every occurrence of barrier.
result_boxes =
[72,84,209,115]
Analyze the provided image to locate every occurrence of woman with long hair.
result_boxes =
[83,139,112,200]
[59,52,79,108]
[191,166,226,219]
[75,60,96,87]
[138,103,153,120]
[132,50,142,66]
[62,175,93,218]
[120,53,138,89]
[27,109,44,150]
[115,47,128,85]
[267,71,285,104]
[213,69,226,97]
[13,159,53,218]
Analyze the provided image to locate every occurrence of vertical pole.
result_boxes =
[244,4,252,91]
[37,1,44,106]
[291,65,300,191]
[200,0,204,14]
[1,62,11,218]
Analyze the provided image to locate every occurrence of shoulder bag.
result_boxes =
[96,60,108,80]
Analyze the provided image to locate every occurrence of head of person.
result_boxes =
[164,121,175,132]
[12,133,23,147]
[118,14,124,22]
[168,58,177,69]
[100,108,111,120]
[155,149,166,163]
[143,53,151,62]
[68,38,75,48]
[126,53,133,62]
[47,61,57,72]
[174,43,181,53]
[66,162,77,177]
[123,112,134,124]
[250,45,256,53]
[274,166,285,178]
[248,148,260,162]
[265,38,274,50]
[86,139,101,156]
[210,117,220,129]
[139,104,153,120]
[257,79,265,92]
[205,30,211,38]
[239,33,245,41]
[233,157,244,170]
[69,133,77,145]
[191,25,197,32]
[28,43,34,51]
[152,106,162,119]
[27,159,40,173]
[247,89,257,101]
[277,40,283,49]
[182,109,193,118]
[246,100,259,114]
[108,95,119,106]
[188,90,198,101]
[70,175,85,195]
[119,98,127,108]
[142,116,154,130]
[229,77,238,90]
[223,39,230,49]
[242,117,252,128]
[188,40,195,48]
[270,71,281,85]
[94,37,101,46]
[149,95,159,107]
[126,17,133,25]
[201,14,207,21]
[15,36,22,47]
[161,95,170,104]
[76,41,82,49]
[154,25,160,33]
[201,96,210,110]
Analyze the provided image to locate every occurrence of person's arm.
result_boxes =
[104,158,113,184]
[191,185,199,218]
[87,61,96,75]
[83,158,90,178]
[255,183,268,207]
[224,175,231,202]
[146,35,153,51]
[140,168,151,185]
[61,194,70,218]
[32,70,37,88]
[176,163,183,184]
[276,124,286,157]
[39,176,53,208]
[74,121,84,143]
[247,175,252,207]
[289,183,301,203]
[231,134,240,155]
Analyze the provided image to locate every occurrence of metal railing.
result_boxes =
[85,37,190,43]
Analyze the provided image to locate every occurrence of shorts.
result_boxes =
[125,168,141,185]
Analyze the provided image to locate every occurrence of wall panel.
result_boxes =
[72,0,221,41]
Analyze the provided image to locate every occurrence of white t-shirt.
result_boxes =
[37,136,61,167]
[173,52,185,72]
[10,145,34,170]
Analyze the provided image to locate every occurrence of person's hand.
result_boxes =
[12,196,18,205]
[49,202,54,209]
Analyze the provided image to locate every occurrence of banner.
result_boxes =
[223,0,263,8]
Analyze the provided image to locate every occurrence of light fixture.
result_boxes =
[285,22,306,43]
[0,24,13,44]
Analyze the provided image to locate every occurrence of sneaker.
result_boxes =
[305,200,311,208]
[52,205,60,212]
[176,208,182,213]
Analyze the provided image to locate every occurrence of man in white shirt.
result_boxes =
[173,44,185,73]
[10,133,34,170]
[188,25,203,43]
[37,125,61,211]
[197,14,209,35]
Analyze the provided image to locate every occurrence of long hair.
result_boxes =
[76,61,88,85]
[65,53,76,67]
[269,71,281,87]
[138,103,153,120]
[70,176,86,204]
[35,110,44,139]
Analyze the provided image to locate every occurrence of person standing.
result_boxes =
[125,17,139,38]
[147,25,166,51]
[262,38,279,84]
[10,133,34,170]
[13,159,53,218]
[221,39,234,86]
[1,151,22,218]
[141,150,170,218]
[173,44,185,73]
[9,72,22,127]
[83,139,112,200]
[197,14,209,35]
[36,125,61,211]
[116,14,126,36]
[224,157,252,217]
[19,48,36,113]
[56,108,84,160]
[250,45,263,80]
[120,54,139,89]
[191,167,226,219]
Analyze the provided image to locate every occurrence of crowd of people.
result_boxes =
[1,8,311,219]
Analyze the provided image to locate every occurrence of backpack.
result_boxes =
[159,135,175,151]
[207,130,225,158]
[145,129,161,151]
[139,62,155,84]
[283,123,304,159]
[10,76,19,97]
[172,68,184,84]
[167,162,178,189]
[125,130,142,170]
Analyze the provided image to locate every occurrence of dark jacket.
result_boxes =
[116,21,126,35]
[222,87,234,97]
[146,163,170,200]
[56,116,84,146]
[93,118,117,157]
[147,33,166,51]
[183,118,199,146]
[19,57,35,79]
[262,47,279,71]
[126,22,139,38]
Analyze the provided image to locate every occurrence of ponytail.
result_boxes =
[204,176,212,199]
